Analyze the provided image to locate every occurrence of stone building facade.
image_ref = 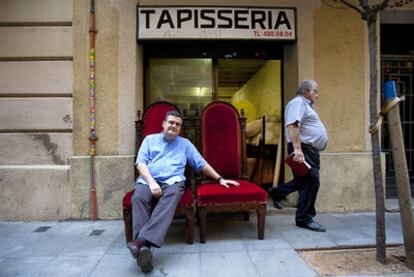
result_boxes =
[0,0,413,220]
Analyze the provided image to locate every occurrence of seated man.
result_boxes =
[128,109,239,273]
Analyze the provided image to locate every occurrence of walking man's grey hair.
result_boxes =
[297,80,318,95]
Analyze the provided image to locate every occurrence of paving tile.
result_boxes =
[332,213,376,228]
[201,251,258,277]
[248,249,317,277]
[199,237,246,253]
[202,218,255,238]
[88,254,144,277]
[265,214,295,228]
[0,256,54,277]
[327,228,375,246]
[151,251,202,276]
[34,256,102,277]
[263,220,297,239]
[3,222,97,258]
[158,237,201,254]
[385,227,404,244]
[58,222,122,257]
[4,236,68,258]
[47,221,93,236]
[282,228,336,249]
[359,228,378,245]
[60,236,114,257]
[359,223,405,246]
[315,213,348,228]
[0,222,54,238]
[196,221,246,253]
[0,237,27,258]
[105,232,131,256]
[386,214,403,232]
[241,237,292,251]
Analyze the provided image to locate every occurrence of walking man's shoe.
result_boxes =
[271,198,284,210]
[296,221,326,232]
[137,246,153,273]
[267,187,284,210]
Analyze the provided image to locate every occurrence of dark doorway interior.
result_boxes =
[380,24,414,197]
[381,24,414,55]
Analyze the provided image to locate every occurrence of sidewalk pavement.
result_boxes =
[0,202,413,277]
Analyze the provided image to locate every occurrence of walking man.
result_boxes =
[269,80,328,232]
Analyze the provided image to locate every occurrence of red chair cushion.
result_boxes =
[122,187,194,209]
[197,180,267,206]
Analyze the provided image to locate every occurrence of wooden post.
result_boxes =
[384,81,414,269]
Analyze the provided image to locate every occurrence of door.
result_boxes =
[381,56,414,197]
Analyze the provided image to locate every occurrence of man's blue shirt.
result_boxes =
[135,133,206,186]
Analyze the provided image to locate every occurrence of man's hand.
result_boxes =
[287,123,305,163]
[293,149,305,163]
[219,179,240,188]
[148,181,162,198]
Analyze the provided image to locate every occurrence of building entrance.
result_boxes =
[381,56,414,197]
[142,41,285,186]
[380,24,414,197]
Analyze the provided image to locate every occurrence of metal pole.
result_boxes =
[89,0,98,221]
[384,81,414,269]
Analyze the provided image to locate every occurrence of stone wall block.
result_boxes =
[0,133,72,165]
[70,156,135,219]
[317,153,376,212]
[0,27,72,58]
[0,61,73,95]
[0,98,73,130]
[95,156,135,218]
[0,0,73,23]
[70,157,90,219]
[0,166,71,220]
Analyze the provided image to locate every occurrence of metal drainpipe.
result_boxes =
[88,0,98,221]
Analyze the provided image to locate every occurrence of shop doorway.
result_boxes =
[143,41,285,187]
[380,24,414,197]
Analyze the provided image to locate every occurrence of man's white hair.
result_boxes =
[297,80,318,95]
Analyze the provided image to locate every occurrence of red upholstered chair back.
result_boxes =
[202,102,241,178]
[142,101,179,136]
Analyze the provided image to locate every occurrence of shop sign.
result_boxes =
[137,6,296,41]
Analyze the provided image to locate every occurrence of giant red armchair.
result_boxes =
[197,101,267,243]
[122,101,195,244]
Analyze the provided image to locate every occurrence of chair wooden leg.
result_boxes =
[185,206,194,244]
[198,207,207,244]
[123,208,133,243]
[257,204,266,240]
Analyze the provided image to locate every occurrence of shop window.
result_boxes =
[147,58,212,117]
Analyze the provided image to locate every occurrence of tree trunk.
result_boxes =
[367,17,386,263]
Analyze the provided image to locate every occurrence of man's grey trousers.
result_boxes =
[132,181,185,247]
